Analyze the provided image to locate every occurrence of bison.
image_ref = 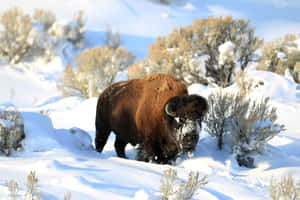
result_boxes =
[95,73,208,163]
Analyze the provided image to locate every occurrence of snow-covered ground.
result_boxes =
[1,0,300,199]
[1,66,300,199]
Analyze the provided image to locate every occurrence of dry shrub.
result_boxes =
[160,168,207,200]
[33,9,56,32]
[5,171,71,200]
[5,179,19,200]
[0,7,34,63]
[204,90,247,150]
[269,174,300,200]
[63,10,86,49]
[258,33,300,83]
[128,61,148,79]
[235,70,264,97]
[142,15,262,87]
[64,192,72,200]
[105,25,121,49]
[293,62,300,83]
[58,46,135,98]
[204,91,285,168]
[230,97,284,167]
[25,171,41,200]
[0,106,25,156]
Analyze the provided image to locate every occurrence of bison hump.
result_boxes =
[135,73,188,136]
[144,72,187,94]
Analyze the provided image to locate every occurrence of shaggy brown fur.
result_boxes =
[95,73,207,163]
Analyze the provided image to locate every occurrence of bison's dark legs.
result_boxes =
[95,122,111,153]
[114,136,127,158]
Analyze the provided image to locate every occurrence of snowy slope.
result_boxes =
[1,70,300,199]
[0,0,300,199]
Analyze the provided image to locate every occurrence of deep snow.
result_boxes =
[0,0,300,199]
[1,69,300,200]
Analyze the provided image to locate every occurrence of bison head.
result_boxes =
[164,95,208,154]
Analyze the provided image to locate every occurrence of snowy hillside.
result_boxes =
[1,70,300,200]
[1,0,300,200]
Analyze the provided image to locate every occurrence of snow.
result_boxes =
[0,65,60,107]
[218,41,236,66]
[244,70,297,103]
[1,67,299,199]
[0,1,300,200]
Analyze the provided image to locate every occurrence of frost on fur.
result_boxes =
[0,106,25,156]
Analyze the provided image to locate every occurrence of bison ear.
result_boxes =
[164,96,181,117]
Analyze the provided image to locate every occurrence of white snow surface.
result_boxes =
[0,1,300,199]
[218,41,236,66]
[0,67,299,199]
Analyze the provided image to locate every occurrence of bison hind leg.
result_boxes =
[114,136,127,158]
[95,123,111,153]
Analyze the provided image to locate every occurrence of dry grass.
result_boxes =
[160,168,207,200]
[270,174,300,200]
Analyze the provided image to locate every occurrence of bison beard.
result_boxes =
[95,73,208,164]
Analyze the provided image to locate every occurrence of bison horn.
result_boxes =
[165,103,176,117]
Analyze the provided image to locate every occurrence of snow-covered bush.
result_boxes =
[204,90,248,150]
[269,174,300,200]
[160,168,207,200]
[57,46,135,98]
[0,106,25,156]
[33,9,56,33]
[63,10,86,49]
[105,25,121,49]
[134,16,262,87]
[0,7,34,64]
[257,34,300,83]
[204,91,285,167]
[230,97,284,167]
[234,70,264,96]
[128,61,148,79]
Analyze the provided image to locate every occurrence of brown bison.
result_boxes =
[95,73,208,163]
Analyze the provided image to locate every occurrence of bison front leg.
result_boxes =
[114,136,127,158]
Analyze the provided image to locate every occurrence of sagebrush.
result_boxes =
[269,174,300,200]
[257,33,300,83]
[160,168,207,200]
[63,10,86,49]
[0,106,25,156]
[0,7,34,64]
[57,46,135,98]
[0,7,87,64]
[129,15,262,87]
[204,90,284,167]
[105,25,121,49]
